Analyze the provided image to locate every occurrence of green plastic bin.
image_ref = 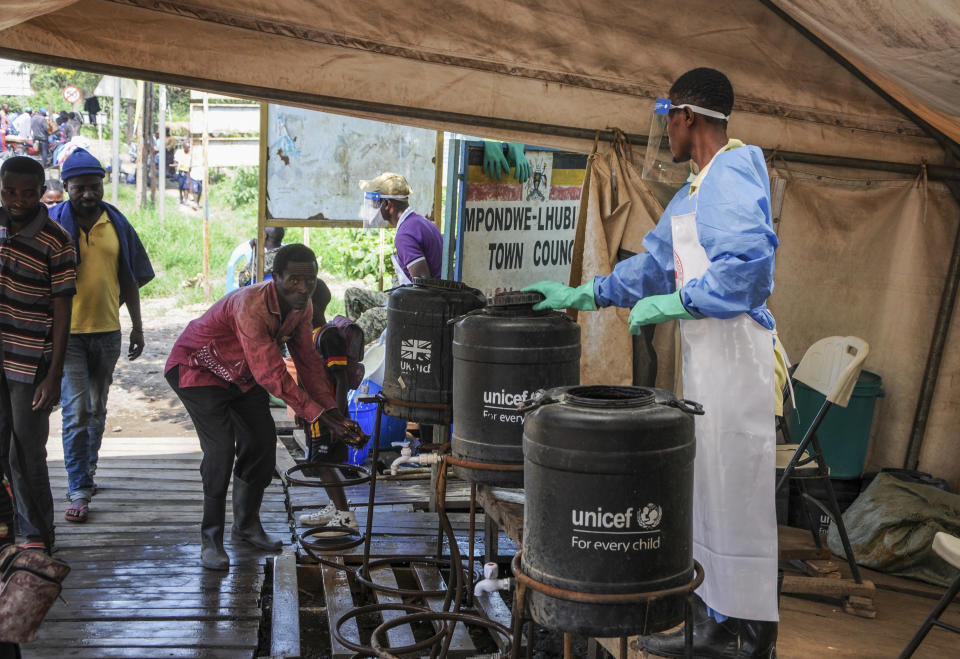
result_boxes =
[787,370,884,479]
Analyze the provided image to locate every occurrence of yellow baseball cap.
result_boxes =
[358,172,411,197]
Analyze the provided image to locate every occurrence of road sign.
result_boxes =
[62,85,81,104]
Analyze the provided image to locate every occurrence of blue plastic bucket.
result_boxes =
[347,380,407,460]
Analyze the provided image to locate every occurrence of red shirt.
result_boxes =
[165,281,335,422]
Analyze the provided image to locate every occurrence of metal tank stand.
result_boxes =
[294,394,519,657]
[354,396,496,658]
[507,551,704,659]
[443,455,524,607]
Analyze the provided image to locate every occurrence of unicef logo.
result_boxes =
[637,503,663,529]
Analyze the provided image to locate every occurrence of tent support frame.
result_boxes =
[1,45,960,183]
[905,180,960,470]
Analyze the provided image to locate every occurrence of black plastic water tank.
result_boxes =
[521,385,699,637]
[382,278,485,424]
[451,291,580,487]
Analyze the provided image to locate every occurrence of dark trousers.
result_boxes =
[165,367,277,498]
[37,138,48,168]
[0,373,53,546]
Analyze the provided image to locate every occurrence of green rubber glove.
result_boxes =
[522,280,596,311]
[628,291,694,333]
[506,142,531,183]
[483,140,510,180]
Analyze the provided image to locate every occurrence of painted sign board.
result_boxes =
[264,104,438,224]
[457,144,586,297]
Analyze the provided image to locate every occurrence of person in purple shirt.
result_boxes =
[346,172,444,340]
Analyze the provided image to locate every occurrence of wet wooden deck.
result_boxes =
[30,429,955,658]
[23,435,288,659]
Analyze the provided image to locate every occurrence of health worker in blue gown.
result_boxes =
[525,67,784,659]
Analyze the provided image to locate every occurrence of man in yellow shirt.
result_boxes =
[173,142,192,205]
[50,149,154,523]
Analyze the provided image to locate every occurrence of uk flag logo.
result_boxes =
[401,339,432,362]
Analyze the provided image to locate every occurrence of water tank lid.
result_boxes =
[488,290,545,308]
[412,277,471,292]
[565,385,656,409]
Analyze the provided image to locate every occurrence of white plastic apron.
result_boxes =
[391,252,413,285]
[671,186,778,622]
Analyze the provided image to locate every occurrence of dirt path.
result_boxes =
[49,296,207,440]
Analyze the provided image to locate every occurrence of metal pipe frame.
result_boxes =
[508,551,703,659]
[371,610,514,659]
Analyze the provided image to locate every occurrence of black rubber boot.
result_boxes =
[200,496,229,571]
[736,620,777,658]
[635,598,739,659]
[230,476,282,551]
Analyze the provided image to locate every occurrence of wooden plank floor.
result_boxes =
[610,578,960,658]
[22,435,289,659]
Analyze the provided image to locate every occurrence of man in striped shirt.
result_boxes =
[0,156,77,551]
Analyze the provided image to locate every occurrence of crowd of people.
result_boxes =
[0,103,92,168]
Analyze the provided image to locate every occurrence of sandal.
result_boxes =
[20,541,47,550]
[64,499,89,523]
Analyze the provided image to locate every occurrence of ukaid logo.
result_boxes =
[570,503,663,553]
[481,389,532,425]
[400,339,432,374]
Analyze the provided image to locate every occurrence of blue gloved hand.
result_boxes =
[483,140,510,180]
[522,280,596,311]
[506,142,531,183]
[628,291,694,333]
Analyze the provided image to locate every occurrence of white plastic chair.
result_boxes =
[899,532,960,657]
[777,336,870,584]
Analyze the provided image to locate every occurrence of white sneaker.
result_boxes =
[330,510,359,531]
[298,502,337,527]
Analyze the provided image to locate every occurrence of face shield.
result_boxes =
[360,191,410,229]
[641,98,730,187]
[360,191,384,228]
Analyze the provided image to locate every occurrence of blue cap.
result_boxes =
[39,107,47,115]
[60,148,106,181]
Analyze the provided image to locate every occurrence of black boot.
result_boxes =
[201,496,229,571]
[736,620,777,658]
[230,476,282,551]
[636,598,739,659]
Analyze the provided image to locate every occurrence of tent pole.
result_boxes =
[158,84,166,223]
[904,180,960,469]
[111,77,120,206]
[202,92,211,303]
[134,81,145,209]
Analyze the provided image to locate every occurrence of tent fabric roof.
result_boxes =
[0,0,953,164]
[772,0,960,149]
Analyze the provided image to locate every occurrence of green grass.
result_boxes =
[119,183,256,304]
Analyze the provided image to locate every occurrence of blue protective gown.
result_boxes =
[593,145,777,329]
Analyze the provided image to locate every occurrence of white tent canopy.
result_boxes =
[0,1,956,163]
